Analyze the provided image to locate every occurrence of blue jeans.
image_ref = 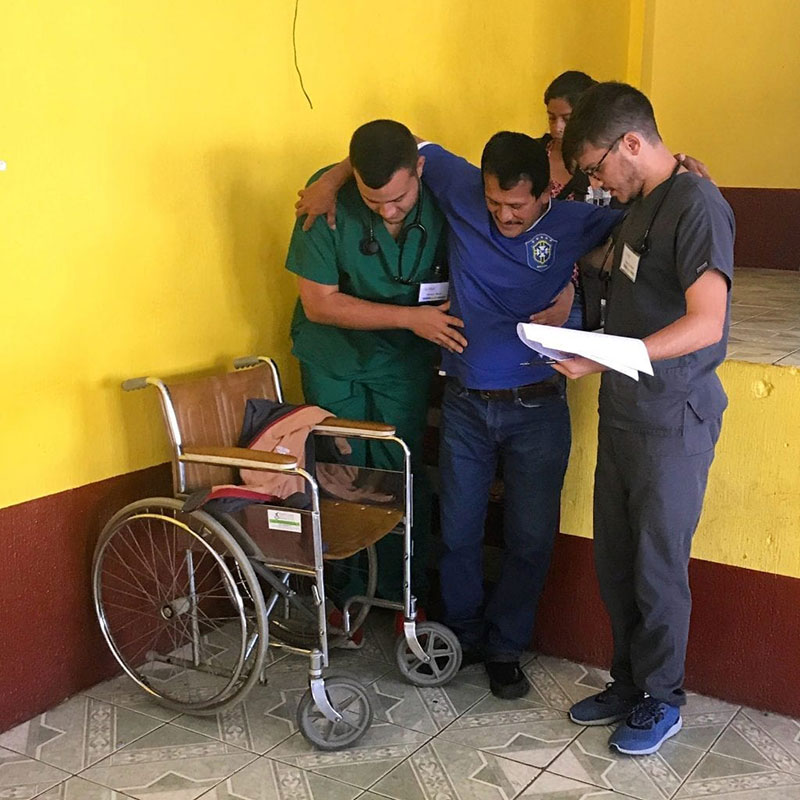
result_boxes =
[438,378,571,661]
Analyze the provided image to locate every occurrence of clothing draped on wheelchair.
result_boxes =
[92,356,462,750]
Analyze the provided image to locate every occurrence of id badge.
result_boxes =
[620,243,640,282]
[418,281,449,303]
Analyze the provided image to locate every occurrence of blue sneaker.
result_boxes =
[569,682,644,725]
[609,698,682,755]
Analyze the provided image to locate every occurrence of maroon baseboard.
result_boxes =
[720,187,800,271]
[534,532,800,717]
[0,464,172,732]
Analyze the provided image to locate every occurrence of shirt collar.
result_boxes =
[524,199,552,233]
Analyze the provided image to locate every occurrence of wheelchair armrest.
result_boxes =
[179,446,298,472]
[314,417,396,438]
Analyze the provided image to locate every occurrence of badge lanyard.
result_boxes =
[619,161,682,284]
[632,161,682,257]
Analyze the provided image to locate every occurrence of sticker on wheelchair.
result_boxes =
[268,509,302,533]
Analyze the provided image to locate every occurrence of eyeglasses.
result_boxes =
[583,134,624,179]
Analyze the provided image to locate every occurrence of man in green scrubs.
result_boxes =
[286,119,466,606]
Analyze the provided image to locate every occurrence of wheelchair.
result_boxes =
[91,356,462,750]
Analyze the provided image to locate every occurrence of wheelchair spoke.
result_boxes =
[94,498,269,715]
[144,517,171,586]
[101,577,156,603]
[106,540,155,600]
[334,691,360,713]
[129,521,164,589]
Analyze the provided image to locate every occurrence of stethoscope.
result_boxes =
[359,186,428,285]
[631,160,682,256]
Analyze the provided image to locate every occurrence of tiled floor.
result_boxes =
[3,612,800,800]
[727,267,800,366]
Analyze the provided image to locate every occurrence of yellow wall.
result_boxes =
[0,0,631,510]
[561,361,800,579]
[635,0,800,188]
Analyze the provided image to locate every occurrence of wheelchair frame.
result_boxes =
[92,356,461,749]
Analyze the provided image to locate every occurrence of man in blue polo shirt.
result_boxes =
[297,131,620,698]
[419,134,620,697]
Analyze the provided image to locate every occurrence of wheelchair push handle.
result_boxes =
[233,355,264,370]
[121,377,150,391]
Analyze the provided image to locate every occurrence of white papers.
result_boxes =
[517,323,653,381]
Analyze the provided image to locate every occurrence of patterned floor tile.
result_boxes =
[354,609,403,665]
[711,707,800,774]
[369,738,540,800]
[453,661,494,691]
[674,751,800,798]
[519,770,627,798]
[79,723,256,800]
[266,650,394,688]
[0,695,162,773]
[437,694,578,768]
[0,746,70,800]
[548,725,704,800]
[266,721,429,789]
[526,657,611,712]
[36,775,138,799]
[196,755,361,799]
[83,674,181,723]
[172,681,298,755]
[676,693,740,752]
[368,672,488,735]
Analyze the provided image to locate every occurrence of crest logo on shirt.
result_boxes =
[526,233,557,272]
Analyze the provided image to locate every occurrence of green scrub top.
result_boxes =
[286,167,446,381]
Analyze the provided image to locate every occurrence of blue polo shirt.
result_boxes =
[420,143,622,389]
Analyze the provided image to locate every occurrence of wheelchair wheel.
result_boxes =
[267,545,378,650]
[296,675,373,750]
[395,621,462,687]
[92,498,268,715]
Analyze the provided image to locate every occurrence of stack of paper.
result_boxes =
[517,323,654,381]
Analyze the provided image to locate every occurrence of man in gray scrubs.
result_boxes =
[556,82,734,756]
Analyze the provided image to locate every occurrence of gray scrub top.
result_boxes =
[600,172,735,434]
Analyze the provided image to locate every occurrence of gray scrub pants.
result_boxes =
[593,415,721,707]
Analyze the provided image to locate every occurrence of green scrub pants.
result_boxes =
[300,364,433,605]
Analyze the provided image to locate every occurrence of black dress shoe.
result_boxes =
[485,661,530,699]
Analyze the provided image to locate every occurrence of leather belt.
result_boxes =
[468,375,562,402]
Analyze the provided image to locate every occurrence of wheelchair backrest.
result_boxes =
[159,361,282,494]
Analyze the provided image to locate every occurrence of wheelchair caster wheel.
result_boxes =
[296,675,373,750]
[395,621,462,687]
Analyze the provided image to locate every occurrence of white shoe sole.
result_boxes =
[569,711,629,726]
[609,716,683,755]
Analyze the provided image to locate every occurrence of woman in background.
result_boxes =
[537,70,597,202]
[532,71,601,330]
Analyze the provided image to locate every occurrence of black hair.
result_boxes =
[543,70,597,110]
[480,131,550,197]
[562,81,661,171]
[348,119,418,189]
